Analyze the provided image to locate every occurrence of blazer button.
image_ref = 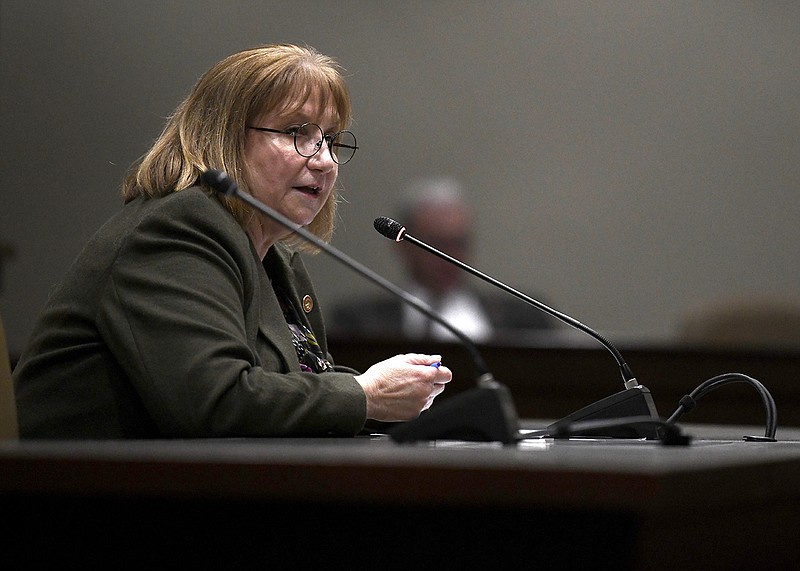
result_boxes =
[302,295,314,313]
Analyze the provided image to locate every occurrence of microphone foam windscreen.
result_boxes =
[373,216,404,240]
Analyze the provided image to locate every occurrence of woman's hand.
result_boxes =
[354,353,452,422]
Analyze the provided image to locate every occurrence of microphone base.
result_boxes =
[546,386,660,439]
[388,380,519,445]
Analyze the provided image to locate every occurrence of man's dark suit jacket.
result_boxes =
[328,291,555,343]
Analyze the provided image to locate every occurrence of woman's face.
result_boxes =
[243,91,339,249]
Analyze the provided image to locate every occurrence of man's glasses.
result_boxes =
[247,123,358,165]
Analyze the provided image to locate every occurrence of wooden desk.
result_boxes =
[329,337,800,427]
[1,425,799,569]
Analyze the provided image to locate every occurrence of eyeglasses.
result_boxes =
[247,122,358,165]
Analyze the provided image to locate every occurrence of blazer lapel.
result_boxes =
[253,248,299,372]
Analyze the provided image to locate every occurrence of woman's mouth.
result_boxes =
[295,185,321,195]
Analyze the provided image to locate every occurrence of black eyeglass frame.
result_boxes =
[247,122,358,164]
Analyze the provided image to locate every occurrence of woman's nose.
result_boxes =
[308,142,337,172]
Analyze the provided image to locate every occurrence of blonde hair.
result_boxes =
[121,44,353,250]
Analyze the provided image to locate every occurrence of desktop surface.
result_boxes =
[1,424,799,569]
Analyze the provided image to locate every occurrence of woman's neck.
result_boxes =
[245,217,279,260]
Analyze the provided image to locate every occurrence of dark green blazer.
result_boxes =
[13,188,366,438]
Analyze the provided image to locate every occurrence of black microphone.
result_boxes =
[374,215,660,439]
[201,169,519,444]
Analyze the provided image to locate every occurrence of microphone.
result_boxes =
[201,169,519,444]
[374,216,660,439]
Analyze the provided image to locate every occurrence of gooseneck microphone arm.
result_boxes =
[373,216,639,390]
[200,171,494,378]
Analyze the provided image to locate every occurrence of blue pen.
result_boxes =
[431,361,441,368]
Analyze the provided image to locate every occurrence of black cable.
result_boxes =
[520,372,777,445]
[666,373,777,441]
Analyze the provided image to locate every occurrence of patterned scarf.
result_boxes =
[273,284,334,373]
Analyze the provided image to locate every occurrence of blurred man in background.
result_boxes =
[329,176,554,344]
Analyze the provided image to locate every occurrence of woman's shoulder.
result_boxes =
[150,185,226,214]
[136,187,240,231]
[115,187,252,261]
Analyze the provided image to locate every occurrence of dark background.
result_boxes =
[2,1,799,357]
